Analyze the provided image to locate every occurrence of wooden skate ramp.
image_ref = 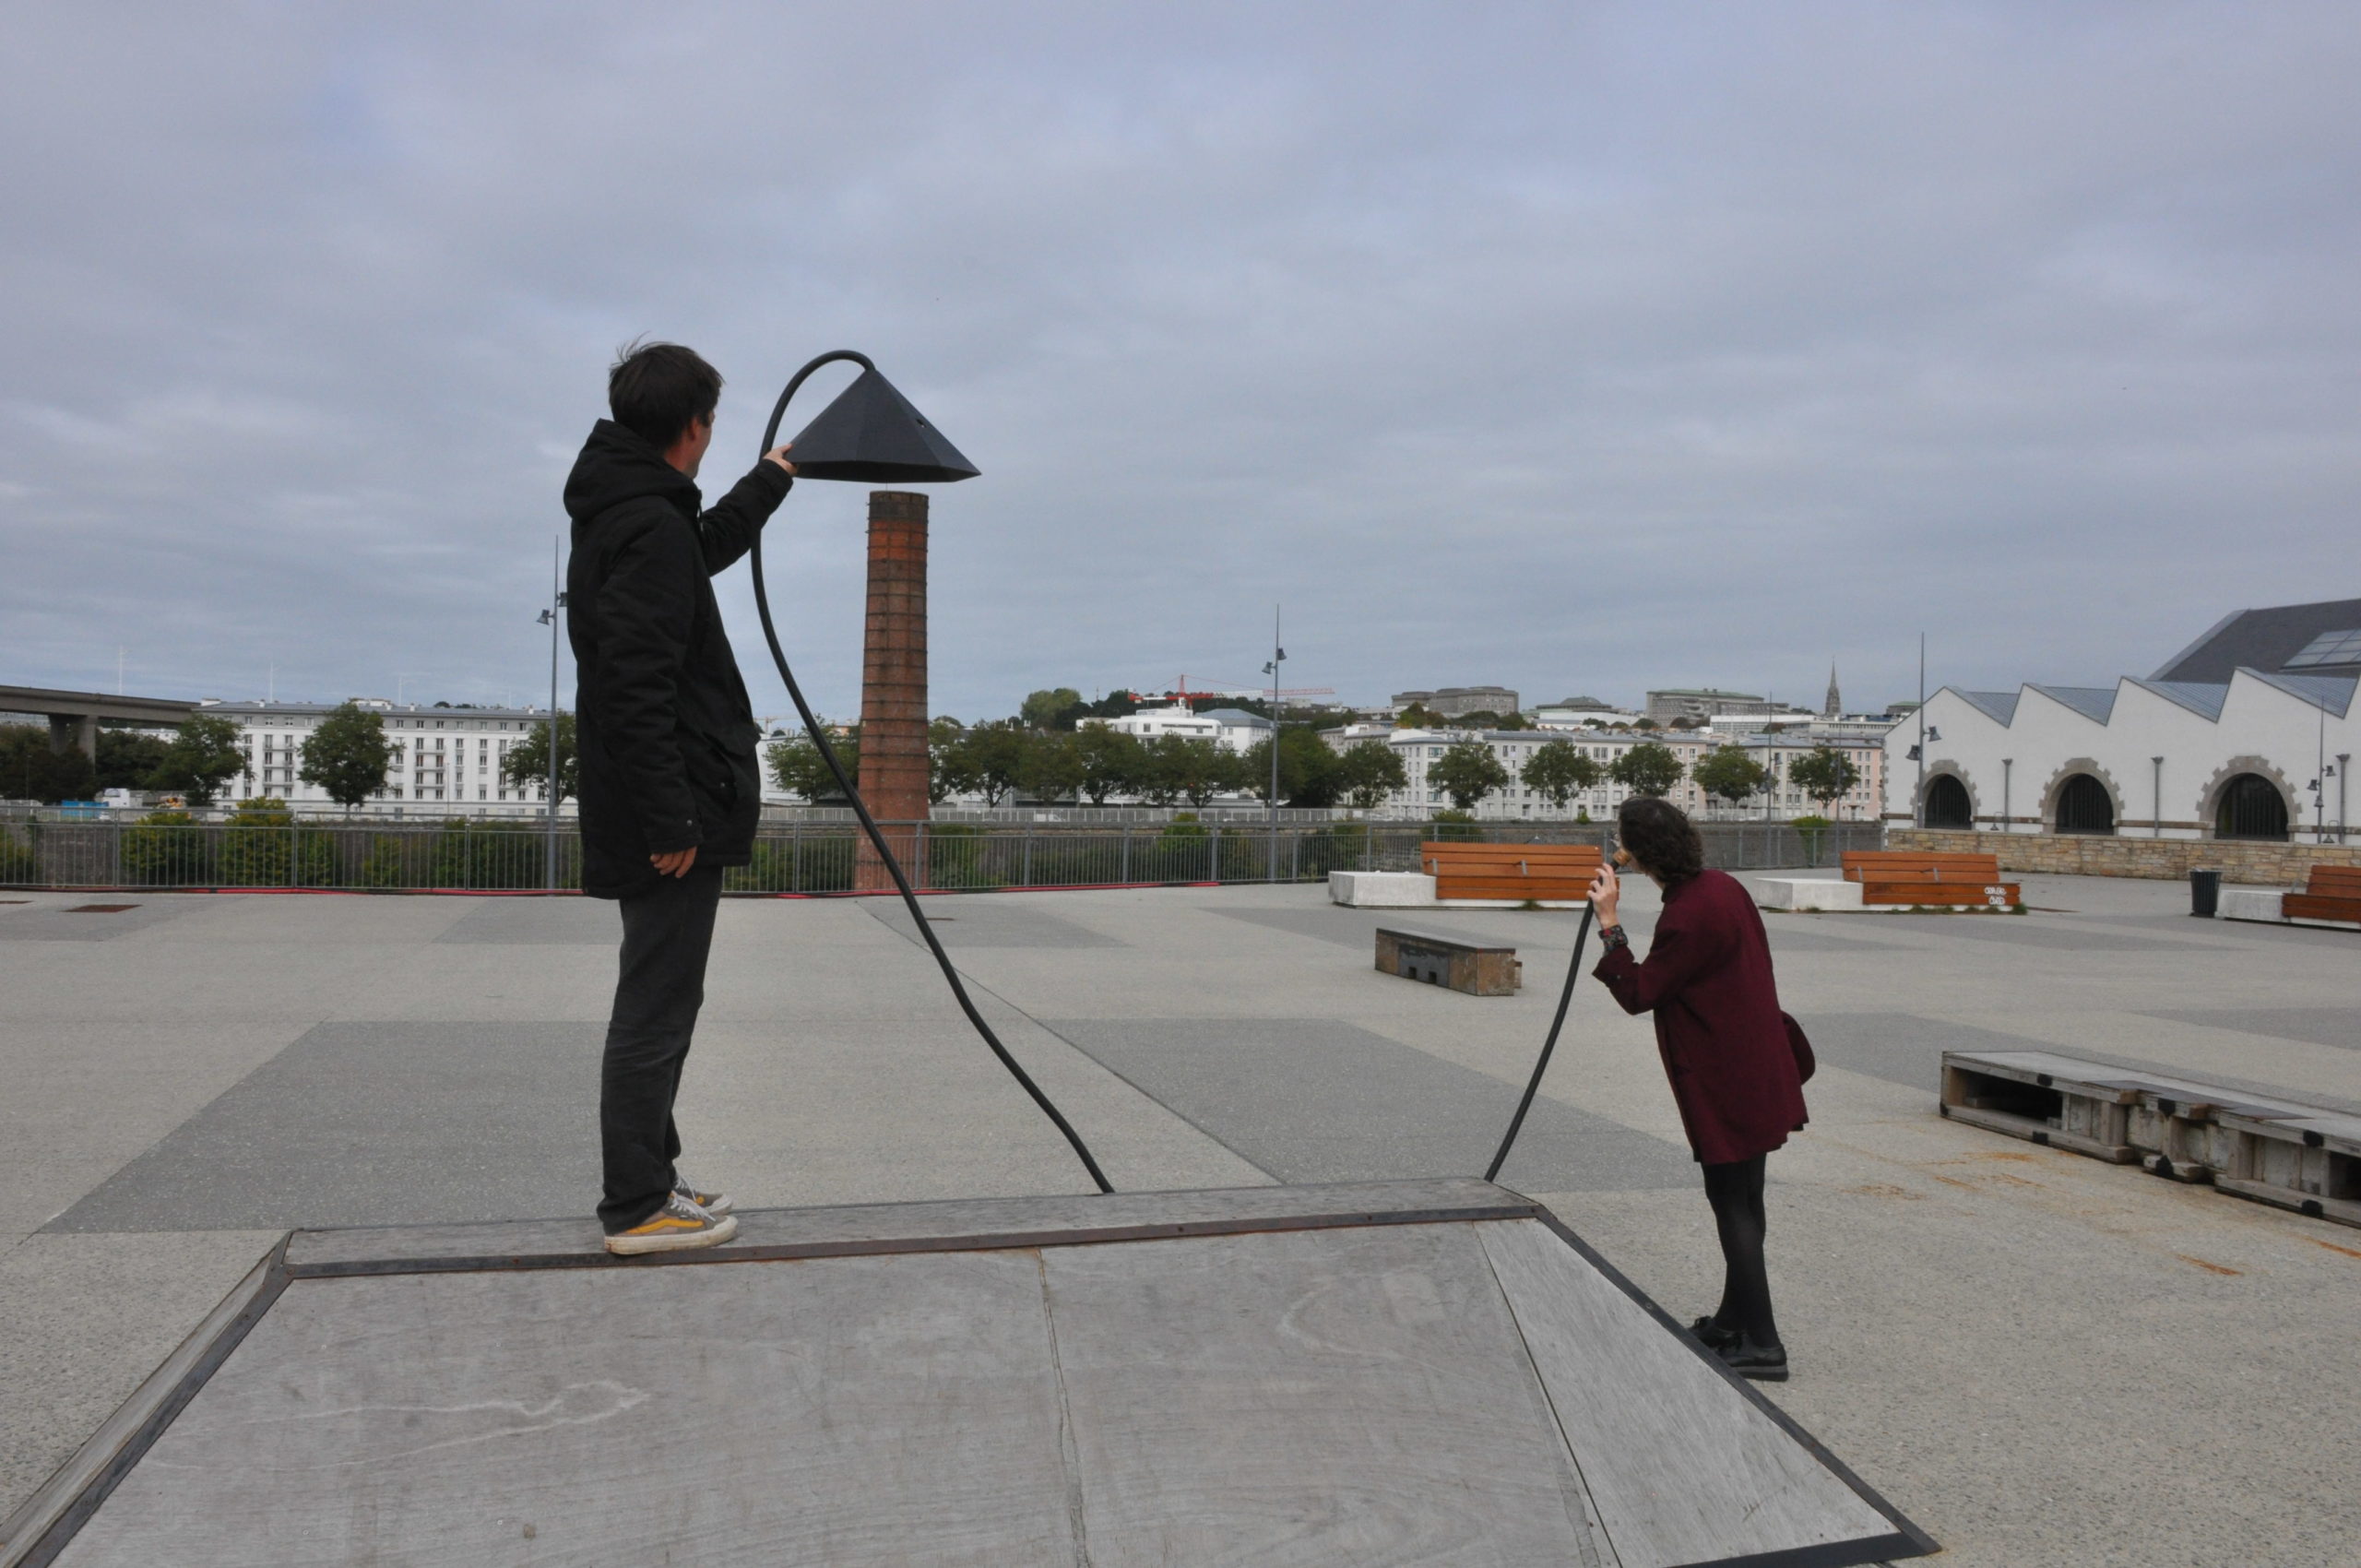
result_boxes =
[7,1180,1932,1567]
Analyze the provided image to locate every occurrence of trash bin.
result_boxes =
[2189,868,2222,919]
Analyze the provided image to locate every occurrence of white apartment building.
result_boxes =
[205,698,567,815]
[1101,705,1269,754]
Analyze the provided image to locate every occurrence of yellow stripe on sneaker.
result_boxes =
[624,1214,704,1235]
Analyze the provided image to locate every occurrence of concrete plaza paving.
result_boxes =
[3,872,2357,1564]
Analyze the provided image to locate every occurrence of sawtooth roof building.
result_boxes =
[1886,599,2359,842]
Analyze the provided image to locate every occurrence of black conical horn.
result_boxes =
[775,355,979,484]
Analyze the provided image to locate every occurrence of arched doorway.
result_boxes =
[2214,774,2289,840]
[2055,774,2116,835]
[1924,775,1973,828]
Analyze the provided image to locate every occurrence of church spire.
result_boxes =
[1823,663,1842,718]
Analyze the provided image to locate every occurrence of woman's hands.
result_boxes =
[1587,861,1620,926]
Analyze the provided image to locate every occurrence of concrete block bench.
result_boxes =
[1329,870,1437,908]
[2215,887,2287,924]
[1375,927,1522,996]
[1754,878,1866,912]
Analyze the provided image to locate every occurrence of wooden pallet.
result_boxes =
[2209,1110,2361,1226]
[1940,1050,2361,1229]
[1938,1051,2143,1161]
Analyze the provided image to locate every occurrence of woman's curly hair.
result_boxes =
[1616,796,1704,885]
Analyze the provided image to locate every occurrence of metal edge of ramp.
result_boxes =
[0,1242,290,1568]
[5,1180,1937,1568]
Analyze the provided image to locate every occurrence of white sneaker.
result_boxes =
[604,1193,740,1255]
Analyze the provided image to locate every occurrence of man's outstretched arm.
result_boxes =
[696,446,796,575]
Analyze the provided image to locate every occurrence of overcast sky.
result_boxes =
[5,3,2355,724]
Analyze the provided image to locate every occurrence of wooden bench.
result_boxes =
[1374,928,1522,995]
[1842,851,2021,909]
[1419,842,1601,905]
[2284,864,2361,927]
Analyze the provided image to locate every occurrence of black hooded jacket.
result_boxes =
[563,421,793,898]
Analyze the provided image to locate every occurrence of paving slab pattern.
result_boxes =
[3,874,2359,1565]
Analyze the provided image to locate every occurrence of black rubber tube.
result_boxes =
[1484,902,1596,1183]
[742,350,1113,1195]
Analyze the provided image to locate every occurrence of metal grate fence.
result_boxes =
[0,818,1884,895]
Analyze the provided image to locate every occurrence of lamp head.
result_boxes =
[785,362,979,484]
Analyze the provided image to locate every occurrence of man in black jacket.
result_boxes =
[564,341,793,1254]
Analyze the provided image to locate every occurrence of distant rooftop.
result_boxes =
[2151,596,2361,683]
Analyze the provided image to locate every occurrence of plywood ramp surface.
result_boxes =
[26,1182,1928,1568]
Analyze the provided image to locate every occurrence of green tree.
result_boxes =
[1017,731,1085,802]
[1073,724,1147,805]
[1787,745,1861,817]
[927,717,970,805]
[217,797,334,886]
[1691,745,1769,814]
[1430,741,1512,810]
[499,713,578,803]
[765,724,859,802]
[0,724,97,803]
[1020,687,1086,731]
[149,715,245,806]
[299,701,393,813]
[1241,728,1343,807]
[96,729,171,792]
[1520,739,1603,813]
[1335,740,1409,812]
[946,720,1027,806]
[1609,741,1684,798]
[1394,702,1444,729]
[1143,735,1237,808]
[0,823,39,883]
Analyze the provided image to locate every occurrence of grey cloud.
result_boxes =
[3,3,2355,722]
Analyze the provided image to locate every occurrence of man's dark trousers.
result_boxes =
[599,863,725,1233]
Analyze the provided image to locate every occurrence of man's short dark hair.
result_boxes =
[609,339,723,450]
[1617,796,1704,885]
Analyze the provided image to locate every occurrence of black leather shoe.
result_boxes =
[1691,1315,1740,1351]
[1714,1338,1789,1382]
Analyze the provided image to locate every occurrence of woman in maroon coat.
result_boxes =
[1589,797,1810,1380]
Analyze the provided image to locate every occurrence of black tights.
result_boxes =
[1703,1154,1780,1349]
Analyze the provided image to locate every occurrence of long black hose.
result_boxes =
[742,351,1112,1194]
[1483,903,1596,1183]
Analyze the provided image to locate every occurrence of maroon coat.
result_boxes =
[1594,869,1809,1165]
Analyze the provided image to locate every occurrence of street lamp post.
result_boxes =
[1263,606,1285,882]
[1913,633,1927,830]
[537,535,566,891]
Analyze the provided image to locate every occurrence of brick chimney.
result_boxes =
[854,491,929,889]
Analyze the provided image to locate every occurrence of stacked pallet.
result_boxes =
[1940,1050,2361,1229]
